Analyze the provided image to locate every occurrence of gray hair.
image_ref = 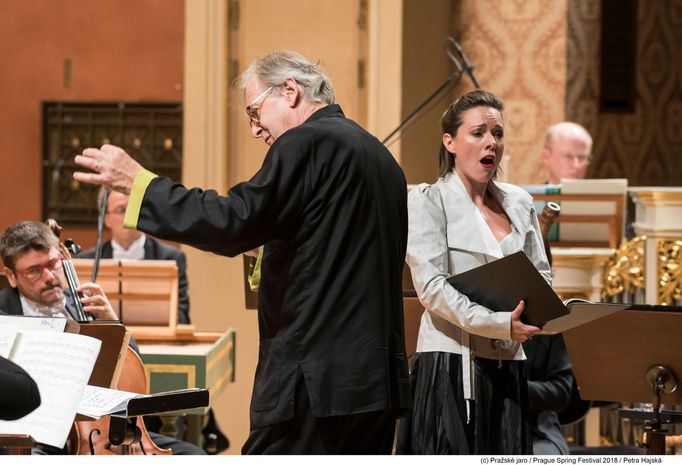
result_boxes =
[0,221,59,270]
[239,50,335,105]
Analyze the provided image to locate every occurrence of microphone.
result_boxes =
[380,37,481,145]
[91,187,110,283]
[52,159,64,184]
[444,37,480,89]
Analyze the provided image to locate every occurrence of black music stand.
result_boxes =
[108,388,209,453]
[563,306,682,454]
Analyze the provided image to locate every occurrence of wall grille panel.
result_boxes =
[42,102,183,225]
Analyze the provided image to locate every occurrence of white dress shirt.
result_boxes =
[111,235,146,260]
[407,171,551,400]
[20,294,68,318]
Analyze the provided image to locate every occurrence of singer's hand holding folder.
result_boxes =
[446,251,626,334]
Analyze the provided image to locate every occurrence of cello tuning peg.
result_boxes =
[65,239,81,256]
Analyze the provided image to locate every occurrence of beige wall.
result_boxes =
[229,0,366,186]
[399,0,456,185]
[367,0,404,163]
[182,1,249,454]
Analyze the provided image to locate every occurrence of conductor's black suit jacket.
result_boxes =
[131,104,411,428]
[78,237,191,324]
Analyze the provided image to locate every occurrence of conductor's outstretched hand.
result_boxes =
[510,300,541,342]
[73,144,144,195]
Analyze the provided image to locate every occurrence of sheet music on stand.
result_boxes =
[0,316,130,448]
[560,178,628,244]
[0,330,101,448]
[77,385,209,420]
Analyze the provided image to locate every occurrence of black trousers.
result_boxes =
[242,376,397,455]
[396,352,531,455]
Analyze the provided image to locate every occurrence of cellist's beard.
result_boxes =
[40,282,64,304]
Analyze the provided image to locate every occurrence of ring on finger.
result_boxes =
[94,160,100,172]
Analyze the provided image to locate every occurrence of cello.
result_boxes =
[45,219,171,455]
[66,347,171,455]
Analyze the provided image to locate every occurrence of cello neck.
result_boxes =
[60,253,91,322]
[45,218,93,322]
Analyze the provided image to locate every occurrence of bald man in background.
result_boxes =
[541,122,593,185]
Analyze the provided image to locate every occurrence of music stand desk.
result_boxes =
[563,308,682,404]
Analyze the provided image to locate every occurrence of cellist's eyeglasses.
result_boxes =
[16,257,64,281]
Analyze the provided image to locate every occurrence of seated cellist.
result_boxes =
[0,220,204,455]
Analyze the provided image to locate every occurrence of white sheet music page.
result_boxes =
[0,325,19,358]
[77,385,139,419]
[0,331,101,448]
[0,314,68,332]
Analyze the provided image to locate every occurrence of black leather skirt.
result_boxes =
[396,351,531,455]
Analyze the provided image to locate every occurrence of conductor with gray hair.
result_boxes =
[72,50,411,454]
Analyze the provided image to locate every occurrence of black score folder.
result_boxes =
[445,251,627,333]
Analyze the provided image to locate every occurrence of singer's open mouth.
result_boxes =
[480,155,495,167]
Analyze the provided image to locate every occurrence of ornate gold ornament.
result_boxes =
[601,236,646,301]
[656,238,682,306]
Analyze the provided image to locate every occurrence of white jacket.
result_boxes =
[407,171,551,398]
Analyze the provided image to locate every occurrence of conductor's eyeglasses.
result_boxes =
[246,86,274,125]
